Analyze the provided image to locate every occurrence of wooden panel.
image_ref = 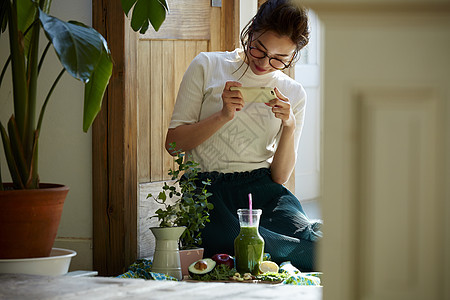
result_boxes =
[357,88,441,300]
[124,19,139,275]
[150,41,164,181]
[140,0,211,40]
[221,0,240,51]
[136,39,209,183]
[162,41,175,179]
[196,40,208,55]
[173,41,188,101]
[92,0,112,276]
[137,41,151,181]
[210,7,221,51]
[92,0,137,276]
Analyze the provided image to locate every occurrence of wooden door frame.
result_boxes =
[91,0,239,276]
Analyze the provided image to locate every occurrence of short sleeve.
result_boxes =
[169,53,208,129]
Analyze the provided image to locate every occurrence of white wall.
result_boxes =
[294,10,322,220]
[0,0,93,270]
[239,0,257,33]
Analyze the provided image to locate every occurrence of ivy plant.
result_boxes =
[148,143,214,250]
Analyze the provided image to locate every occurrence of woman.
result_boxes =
[166,0,322,271]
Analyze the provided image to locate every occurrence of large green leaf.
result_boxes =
[39,9,104,83]
[121,0,168,16]
[83,47,112,132]
[121,0,135,16]
[17,0,38,57]
[123,0,168,34]
[17,0,36,33]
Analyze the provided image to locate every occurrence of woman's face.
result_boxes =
[246,30,296,76]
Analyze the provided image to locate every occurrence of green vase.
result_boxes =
[150,226,186,280]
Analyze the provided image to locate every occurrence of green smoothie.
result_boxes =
[234,226,265,275]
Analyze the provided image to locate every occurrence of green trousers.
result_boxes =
[198,168,322,272]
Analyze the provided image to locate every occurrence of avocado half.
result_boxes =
[188,258,216,278]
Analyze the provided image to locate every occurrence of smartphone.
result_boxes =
[230,87,276,103]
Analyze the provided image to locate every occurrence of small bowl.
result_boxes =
[0,248,77,276]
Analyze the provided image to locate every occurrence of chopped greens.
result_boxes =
[190,264,237,281]
[256,272,289,282]
[189,264,289,283]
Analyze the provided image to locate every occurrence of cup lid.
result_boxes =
[237,208,262,215]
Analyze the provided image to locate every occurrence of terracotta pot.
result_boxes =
[0,183,69,259]
[179,248,204,276]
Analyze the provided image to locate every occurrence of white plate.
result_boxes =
[0,248,77,276]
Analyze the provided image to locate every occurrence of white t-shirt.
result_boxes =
[169,49,306,173]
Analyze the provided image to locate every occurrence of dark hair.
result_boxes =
[240,0,310,66]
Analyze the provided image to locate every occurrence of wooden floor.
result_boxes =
[0,273,323,299]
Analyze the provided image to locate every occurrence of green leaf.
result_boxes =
[0,122,24,189]
[16,0,37,56]
[158,191,166,201]
[38,10,112,132]
[120,0,135,16]
[39,10,105,83]
[130,0,167,33]
[7,116,29,185]
[17,0,36,33]
[83,47,112,132]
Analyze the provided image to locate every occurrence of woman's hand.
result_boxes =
[221,81,244,121]
[266,87,296,129]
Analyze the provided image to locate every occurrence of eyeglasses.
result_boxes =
[248,46,294,70]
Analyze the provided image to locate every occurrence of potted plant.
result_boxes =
[0,0,168,259]
[148,143,214,277]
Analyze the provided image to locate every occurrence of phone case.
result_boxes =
[230,87,276,103]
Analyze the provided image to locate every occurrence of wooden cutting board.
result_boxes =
[182,276,283,285]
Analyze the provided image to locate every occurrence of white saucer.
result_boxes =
[0,248,77,276]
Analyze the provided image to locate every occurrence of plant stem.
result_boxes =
[37,41,51,73]
[24,16,41,166]
[7,116,29,185]
[7,0,29,141]
[28,130,39,189]
[0,56,11,90]
[36,68,65,133]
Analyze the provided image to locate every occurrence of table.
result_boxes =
[0,273,323,299]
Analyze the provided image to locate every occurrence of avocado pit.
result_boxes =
[188,258,216,278]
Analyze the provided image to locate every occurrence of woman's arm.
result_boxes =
[270,125,296,184]
[166,81,244,154]
[267,88,297,184]
[166,112,227,154]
